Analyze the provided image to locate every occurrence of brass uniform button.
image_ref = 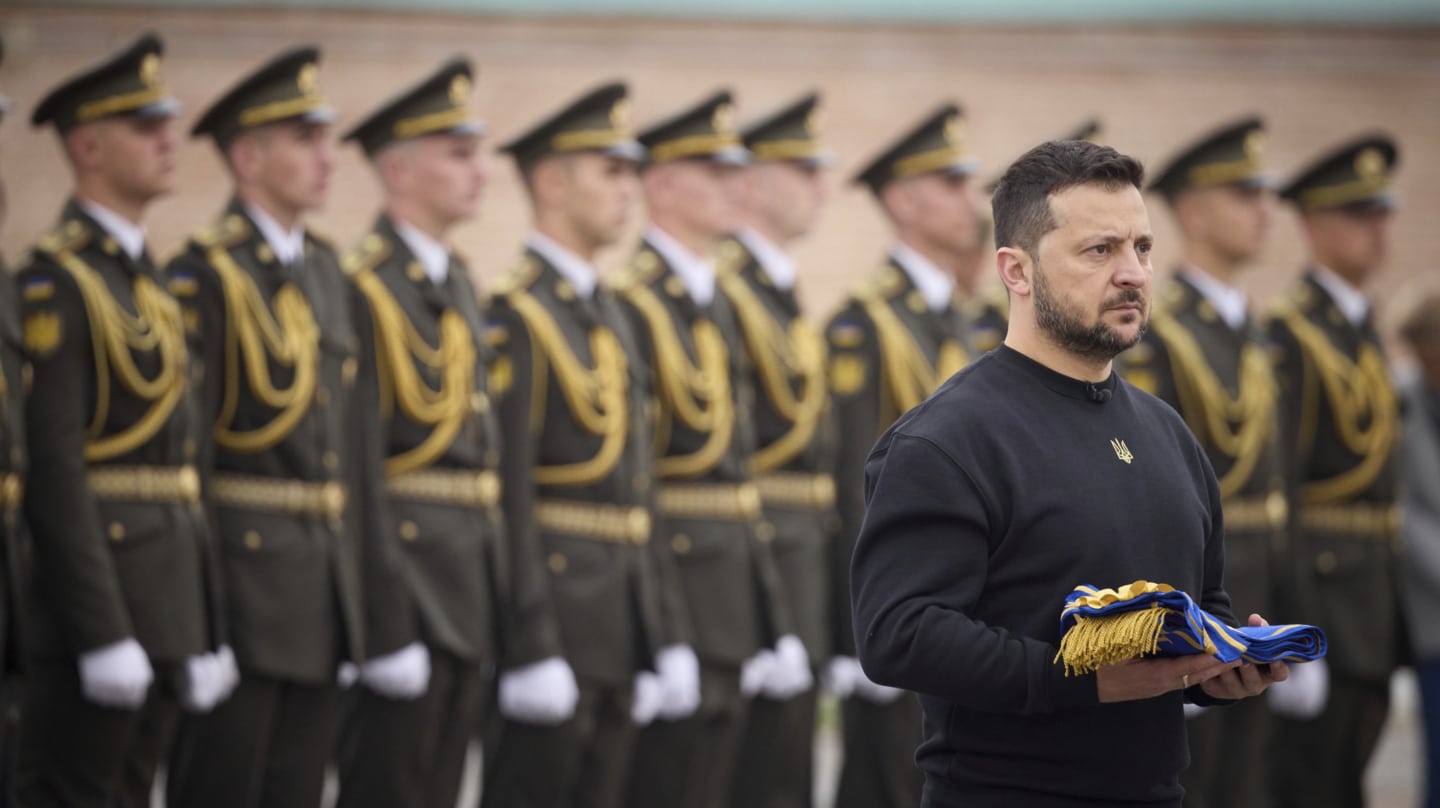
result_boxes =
[671,534,692,555]
[548,553,568,574]
[665,277,686,299]
[471,392,489,414]
[399,521,419,542]
[407,262,426,282]
[907,291,927,313]
[556,281,576,301]
[108,522,125,542]
[244,531,262,550]
[256,243,275,265]
[1315,550,1338,575]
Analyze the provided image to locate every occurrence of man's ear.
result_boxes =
[63,125,100,172]
[997,246,1033,298]
[879,179,912,225]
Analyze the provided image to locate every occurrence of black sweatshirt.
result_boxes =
[852,345,1233,807]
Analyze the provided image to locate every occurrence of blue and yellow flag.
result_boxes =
[1055,580,1327,676]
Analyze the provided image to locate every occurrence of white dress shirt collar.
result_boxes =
[527,231,598,300]
[890,241,955,312]
[245,203,306,267]
[1311,265,1371,327]
[1180,266,1249,331]
[736,228,796,292]
[646,224,715,306]
[394,220,450,285]
[79,200,146,261]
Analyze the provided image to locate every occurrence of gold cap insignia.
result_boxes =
[1244,130,1265,160]
[610,98,630,129]
[944,115,965,149]
[449,74,471,106]
[298,63,319,96]
[805,107,824,138]
[140,53,160,87]
[1355,147,1385,181]
[712,103,735,135]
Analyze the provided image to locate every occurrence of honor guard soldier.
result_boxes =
[1266,134,1403,808]
[616,90,798,808]
[334,58,525,808]
[164,47,420,808]
[969,119,1102,354]
[822,103,983,808]
[1118,116,1285,808]
[720,91,832,808]
[16,32,227,805]
[0,33,30,775]
[483,80,664,808]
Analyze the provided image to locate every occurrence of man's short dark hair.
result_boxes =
[992,140,1145,257]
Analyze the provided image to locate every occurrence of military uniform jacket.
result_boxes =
[1118,273,1285,620]
[167,199,411,683]
[824,259,970,656]
[613,238,794,668]
[345,216,538,668]
[0,266,28,673]
[716,237,836,665]
[1267,271,1402,682]
[487,247,665,684]
[18,201,215,666]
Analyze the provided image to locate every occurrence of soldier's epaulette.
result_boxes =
[611,248,662,293]
[715,238,747,277]
[492,254,541,297]
[33,219,92,258]
[193,213,251,251]
[342,232,391,278]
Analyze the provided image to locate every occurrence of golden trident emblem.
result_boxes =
[1110,438,1134,464]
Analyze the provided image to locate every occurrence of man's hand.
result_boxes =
[1096,613,1290,703]
[1198,614,1290,700]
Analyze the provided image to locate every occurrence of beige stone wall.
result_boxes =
[2,6,1437,337]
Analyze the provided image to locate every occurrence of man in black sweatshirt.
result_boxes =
[850,139,1289,808]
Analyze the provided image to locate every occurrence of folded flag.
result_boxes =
[1054,580,1327,676]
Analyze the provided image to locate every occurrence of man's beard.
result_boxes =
[1033,261,1148,364]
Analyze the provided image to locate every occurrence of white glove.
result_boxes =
[1183,703,1209,720]
[846,656,905,705]
[631,671,665,726]
[360,642,431,700]
[740,649,777,697]
[183,645,240,713]
[78,638,154,709]
[655,644,701,720]
[338,661,360,689]
[498,655,579,725]
[1268,658,1329,720]
[761,634,814,700]
[822,656,863,699]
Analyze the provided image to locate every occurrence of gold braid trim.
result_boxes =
[860,290,966,416]
[505,289,628,487]
[1150,313,1275,499]
[1278,303,1397,505]
[623,283,734,479]
[45,247,186,462]
[718,271,827,474]
[354,269,476,477]
[208,244,320,454]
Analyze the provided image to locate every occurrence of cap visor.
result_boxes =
[444,120,487,138]
[133,97,181,119]
[1340,193,1398,213]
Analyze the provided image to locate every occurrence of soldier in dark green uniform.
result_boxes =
[16,32,226,806]
[720,91,833,808]
[1118,116,1285,808]
[163,46,419,808]
[823,103,983,808]
[483,80,667,808]
[0,35,30,788]
[1266,134,1403,808]
[969,119,1101,354]
[334,58,529,808]
[617,89,797,808]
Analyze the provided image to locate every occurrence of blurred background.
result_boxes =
[2,2,1437,805]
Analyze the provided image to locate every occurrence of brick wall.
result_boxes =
[2,6,1437,337]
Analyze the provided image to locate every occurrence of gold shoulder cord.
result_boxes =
[47,247,186,461]
[207,243,320,454]
[1279,303,1396,504]
[354,269,476,477]
[506,289,627,486]
[861,290,966,415]
[718,272,827,474]
[1150,314,1275,499]
[623,284,734,478]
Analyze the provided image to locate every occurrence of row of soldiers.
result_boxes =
[0,27,1406,808]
